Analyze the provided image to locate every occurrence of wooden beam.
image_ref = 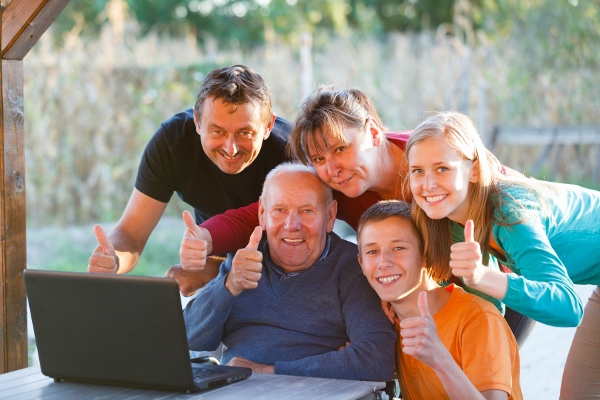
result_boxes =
[2,0,71,60]
[0,59,27,372]
[1,0,72,373]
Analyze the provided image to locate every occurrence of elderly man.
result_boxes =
[87,65,291,293]
[183,163,396,381]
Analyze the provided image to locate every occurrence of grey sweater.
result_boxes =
[184,232,396,381]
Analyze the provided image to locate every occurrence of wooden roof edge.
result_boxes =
[2,0,72,60]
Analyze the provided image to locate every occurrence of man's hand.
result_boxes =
[226,356,274,374]
[225,226,263,296]
[180,210,211,271]
[449,220,487,288]
[164,259,222,297]
[88,225,119,274]
[400,292,447,368]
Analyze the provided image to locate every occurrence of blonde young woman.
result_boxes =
[405,110,600,399]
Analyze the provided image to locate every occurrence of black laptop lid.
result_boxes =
[25,270,195,391]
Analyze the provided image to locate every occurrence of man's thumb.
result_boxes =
[93,225,113,254]
[464,219,475,243]
[246,226,263,250]
[417,291,432,319]
[183,210,201,237]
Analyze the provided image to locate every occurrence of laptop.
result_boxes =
[24,269,251,393]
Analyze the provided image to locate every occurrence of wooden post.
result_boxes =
[0,59,27,373]
[1,0,71,372]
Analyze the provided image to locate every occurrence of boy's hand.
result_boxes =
[399,292,446,368]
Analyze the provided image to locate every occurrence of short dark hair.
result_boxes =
[194,64,273,125]
[357,200,424,255]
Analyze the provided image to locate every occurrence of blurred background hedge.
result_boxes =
[23,0,600,272]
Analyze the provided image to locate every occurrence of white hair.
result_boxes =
[261,162,333,206]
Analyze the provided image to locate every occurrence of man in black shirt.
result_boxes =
[88,65,291,293]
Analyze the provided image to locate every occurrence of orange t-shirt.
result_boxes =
[396,285,522,399]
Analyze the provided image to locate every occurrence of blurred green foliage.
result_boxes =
[53,1,600,49]
[26,214,185,277]
[53,0,466,46]
[50,1,600,78]
[485,0,600,66]
[479,1,600,126]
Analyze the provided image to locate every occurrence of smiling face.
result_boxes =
[259,171,337,274]
[307,122,381,198]
[196,96,274,174]
[408,137,479,224]
[358,216,427,304]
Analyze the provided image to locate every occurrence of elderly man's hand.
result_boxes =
[180,210,212,271]
[88,225,119,274]
[164,260,222,296]
[225,226,263,296]
[226,356,274,374]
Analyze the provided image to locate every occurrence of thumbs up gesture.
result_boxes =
[88,225,119,274]
[449,220,485,287]
[399,292,446,367]
[180,210,211,271]
[225,226,263,296]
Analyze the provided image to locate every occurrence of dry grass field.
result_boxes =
[24,24,600,229]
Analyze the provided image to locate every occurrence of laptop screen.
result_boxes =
[25,270,249,392]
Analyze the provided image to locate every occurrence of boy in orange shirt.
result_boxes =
[357,200,522,400]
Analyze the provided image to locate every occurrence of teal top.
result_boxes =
[451,182,600,327]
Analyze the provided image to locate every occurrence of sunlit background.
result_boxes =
[23,1,600,396]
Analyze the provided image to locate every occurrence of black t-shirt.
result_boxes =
[135,108,292,224]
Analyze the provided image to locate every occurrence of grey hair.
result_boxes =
[261,162,333,206]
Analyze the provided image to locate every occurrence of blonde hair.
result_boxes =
[406,111,555,279]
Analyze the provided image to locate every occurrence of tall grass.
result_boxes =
[24,21,600,228]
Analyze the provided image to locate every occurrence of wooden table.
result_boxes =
[0,365,386,399]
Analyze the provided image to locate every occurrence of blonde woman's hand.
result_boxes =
[449,220,487,288]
